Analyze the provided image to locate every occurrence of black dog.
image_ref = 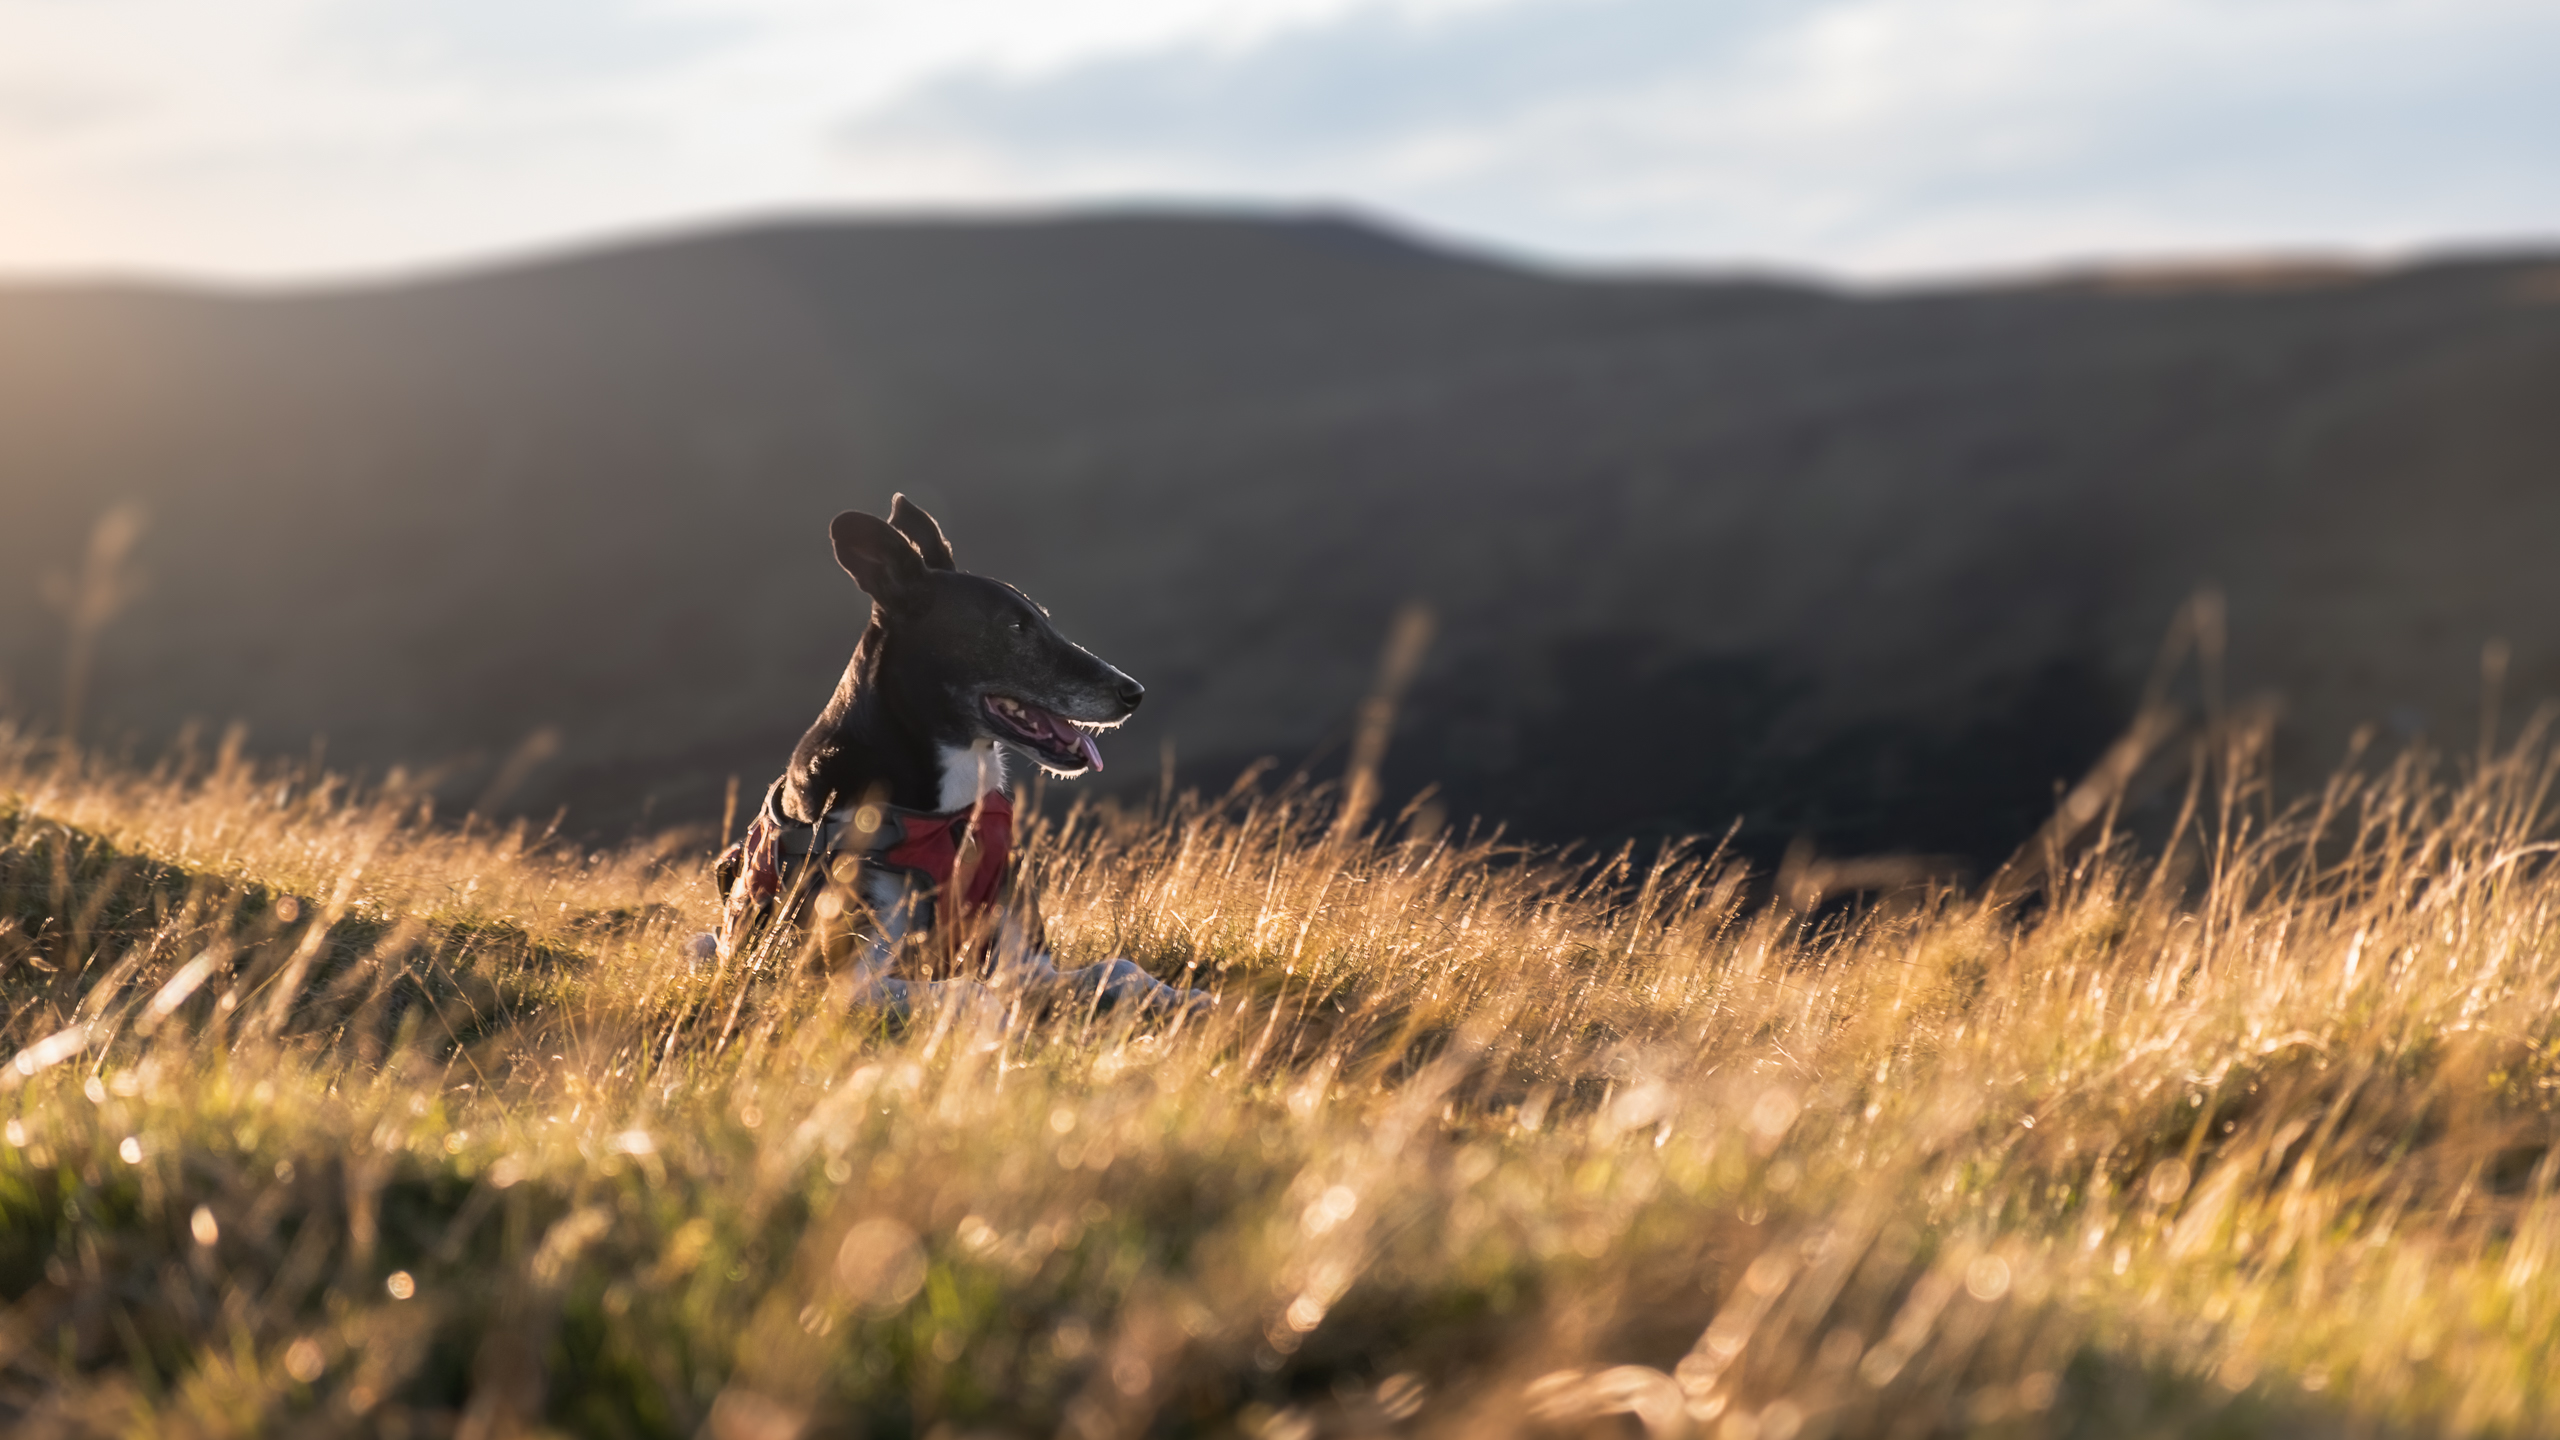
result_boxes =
[706,495,1207,1020]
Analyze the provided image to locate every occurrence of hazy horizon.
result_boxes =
[4,199,2553,299]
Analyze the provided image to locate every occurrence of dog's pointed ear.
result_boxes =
[887,493,957,571]
[829,510,927,607]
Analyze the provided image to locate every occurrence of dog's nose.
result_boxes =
[1115,675,1146,710]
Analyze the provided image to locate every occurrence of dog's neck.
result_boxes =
[784,619,1005,822]
[935,742,1007,812]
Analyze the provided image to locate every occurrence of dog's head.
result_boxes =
[830,495,1142,777]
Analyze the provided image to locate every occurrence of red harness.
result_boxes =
[716,783,1014,961]
[874,789,1014,911]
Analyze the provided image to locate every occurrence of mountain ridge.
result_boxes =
[4,211,2557,864]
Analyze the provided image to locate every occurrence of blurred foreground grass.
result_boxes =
[6,716,2560,1438]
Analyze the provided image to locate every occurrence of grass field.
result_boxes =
[7,711,2560,1439]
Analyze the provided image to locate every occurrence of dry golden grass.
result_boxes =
[7,711,2560,1437]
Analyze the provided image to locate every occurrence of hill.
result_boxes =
[4,214,2559,860]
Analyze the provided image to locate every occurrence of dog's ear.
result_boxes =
[887,493,957,571]
[829,510,928,607]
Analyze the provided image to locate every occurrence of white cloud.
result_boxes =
[838,0,2560,275]
[0,0,2552,280]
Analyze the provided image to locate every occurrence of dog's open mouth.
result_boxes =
[984,695,1108,772]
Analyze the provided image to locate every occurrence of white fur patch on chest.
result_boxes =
[935,741,1007,812]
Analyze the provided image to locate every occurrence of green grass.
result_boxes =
[7,714,2560,1437]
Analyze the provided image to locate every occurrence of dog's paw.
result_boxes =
[844,973,916,1025]
[1060,959,1214,1022]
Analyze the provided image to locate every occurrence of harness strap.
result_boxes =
[715,777,1014,960]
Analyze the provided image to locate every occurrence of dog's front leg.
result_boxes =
[834,955,918,1022]
[977,944,1209,1022]
[976,913,1204,1018]
[1052,958,1214,1018]
[837,956,1012,1027]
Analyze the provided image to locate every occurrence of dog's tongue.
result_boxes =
[1014,701,1105,771]
[1064,718,1104,772]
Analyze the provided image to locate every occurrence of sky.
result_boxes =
[3,0,2556,283]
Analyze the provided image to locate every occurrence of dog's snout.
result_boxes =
[1115,675,1146,711]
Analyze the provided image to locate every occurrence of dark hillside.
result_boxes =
[4,213,2557,862]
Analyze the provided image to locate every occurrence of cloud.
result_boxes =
[0,0,2554,279]
[314,0,752,84]
[848,1,1793,172]
[837,0,2560,275]
[0,74,132,141]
